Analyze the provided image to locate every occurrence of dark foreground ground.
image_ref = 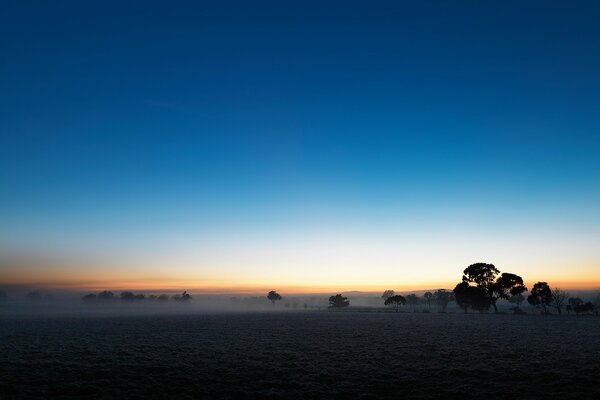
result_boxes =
[1,312,599,399]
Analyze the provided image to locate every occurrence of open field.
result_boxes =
[1,312,599,399]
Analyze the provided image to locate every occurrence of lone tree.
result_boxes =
[381,290,395,301]
[174,291,192,302]
[384,295,406,312]
[433,289,453,312]
[461,263,526,313]
[267,290,282,305]
[329,294,350,309]
[423,292,433,309]
[551,288,569,315]
[527,282,553,314]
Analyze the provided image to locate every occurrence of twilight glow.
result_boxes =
[1,2,599,293]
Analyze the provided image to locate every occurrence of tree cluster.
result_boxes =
[81,291,190,304]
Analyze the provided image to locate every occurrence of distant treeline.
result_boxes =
[376,263,598,315]
[80,290,192,304]
[2,262,598,316]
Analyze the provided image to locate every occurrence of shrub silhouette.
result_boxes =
[461,263,526,313]
[384,295,405,312]
[134,294,146,301]
[329,294,350,309]
[527,282,553,314]
[267,290,282,305]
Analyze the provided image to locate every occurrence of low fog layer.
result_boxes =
[1,287,598,317]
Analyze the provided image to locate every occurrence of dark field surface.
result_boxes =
[1,312,599,399]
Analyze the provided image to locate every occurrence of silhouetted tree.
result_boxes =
[498,273,527,303]
[98,291,115,301]
[329,294,350,309]
[433,289,453,312]
[423,292,433,309]
[148,295,158,301]
[82,293,97,304]
[405,294,420,311]
[574,302,596,315]
[567,297,596,315]
[453,282,490,313]
[173,291,192,302]
[527,282,552,314]
[384,295,406,312]
[134,294,146,301]
[461,264,526,313]
[121,291,135,302]
[381,290,395,301]
[267,290,282,305]
[551,288,569,315]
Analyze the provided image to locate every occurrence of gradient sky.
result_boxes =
[1,1,600,292]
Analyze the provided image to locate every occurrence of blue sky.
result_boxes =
[1,1,599,290]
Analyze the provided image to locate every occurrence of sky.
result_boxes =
[1,1,600,293]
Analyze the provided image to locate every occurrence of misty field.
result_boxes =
[1,312,599,399]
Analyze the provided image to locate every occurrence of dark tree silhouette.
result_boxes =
[381,290,395,301]
[384,295,406,312]
[551,288,569,315]
[433,289,453,312]
[121,291,135,302]
[329,294,350,309]
[508,293,526,311]
[174,291,192,302]
[423,292,433,309]
[98,291,115,301]
[267,290,282,305]
[134,294,146,301]
[453,282,490,313]
[567,298,596,315]
[82,293,97,304]
[527,282,552,314]
[148,295,158,301]
[574,302,596,315]
[405,294,420,311]
[462,263,526,313]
